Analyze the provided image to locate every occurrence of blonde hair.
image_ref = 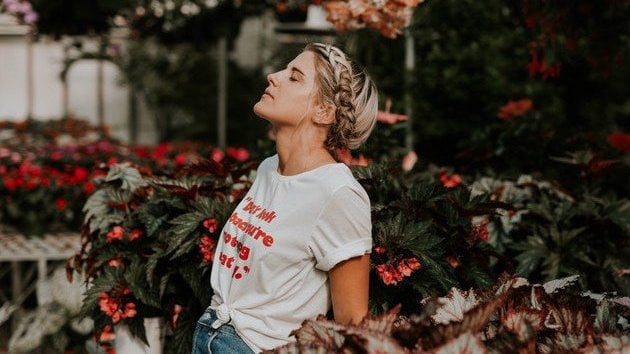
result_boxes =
[304,43,378,150]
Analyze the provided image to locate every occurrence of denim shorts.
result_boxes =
[192,307,255,354]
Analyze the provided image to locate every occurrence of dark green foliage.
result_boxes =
[75,159,255,354]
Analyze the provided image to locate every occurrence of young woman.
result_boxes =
[192,43,378,353]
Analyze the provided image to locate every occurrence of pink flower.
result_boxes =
[107,258,121,268]
[446,256,460,269]
[226,147,250,162]
[171,304,183,328]
[211,148,225,162]
[402,151,418,171]
[377,111,409,125]
[374,246,386,254]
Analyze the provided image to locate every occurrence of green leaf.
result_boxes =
[105,163,147,191]
[163,211,205,256]
[125,317,148,345]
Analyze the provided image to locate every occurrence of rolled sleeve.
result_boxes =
[309,185,372,272]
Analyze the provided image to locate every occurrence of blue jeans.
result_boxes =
[192,307,255,354]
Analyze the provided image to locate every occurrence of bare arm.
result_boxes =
[329,254,370,325]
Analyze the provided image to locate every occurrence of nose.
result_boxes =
[267,72,278,86]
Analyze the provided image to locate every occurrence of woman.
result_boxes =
[192,43,378,353]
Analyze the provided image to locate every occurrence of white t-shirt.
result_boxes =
[209,154,372,353]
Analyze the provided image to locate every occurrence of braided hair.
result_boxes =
[304,43,378,150]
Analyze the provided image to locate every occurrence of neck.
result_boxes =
[274,126,335,176]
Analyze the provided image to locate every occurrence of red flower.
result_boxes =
[55,198,67,210]
[84,181,95,194]
[132,146,150,158]
[72,166,90,184]
[152,143,170,159]
[226,147,250,162]
[199,236,217,263]
[129,229,143,241]
[497,99,533,121]
[607,132,630,153]
[471,219,490,242]
[51,151,63,161]
[203,218,219,233]
[174,152,188,166]
[106,226,125,243]
[3,176,19,191]
[439,173,462,188]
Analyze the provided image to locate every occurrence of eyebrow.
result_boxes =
[287,65,305,77]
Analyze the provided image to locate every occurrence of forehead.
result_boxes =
[288,51,317,75]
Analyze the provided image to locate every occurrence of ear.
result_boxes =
[313,103,336,125]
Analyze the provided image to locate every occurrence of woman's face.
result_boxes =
[253,51,319,126]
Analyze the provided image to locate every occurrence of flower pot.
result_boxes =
[115,318,163,354]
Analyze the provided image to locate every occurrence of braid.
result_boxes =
[306,43,378,151]
[323,45,360,150]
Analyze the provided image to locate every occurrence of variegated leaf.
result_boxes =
[610,297,630,308]
[357,304,401,334]
[292,317,345,349]
[502,308,546,341]
[427,332,487,354]
[431,288,479,325]
[343,328,409,354]
[542,275,580,294]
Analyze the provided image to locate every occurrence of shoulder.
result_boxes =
[320,164,370,206]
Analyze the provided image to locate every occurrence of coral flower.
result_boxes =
[129,229,143,241]
[336,148,369,167]
[106,226,125,243]
[440,173,462,188]
[99,325,115,342]
[405,257,422,271]
[497,98,533,121]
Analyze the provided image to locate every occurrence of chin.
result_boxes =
[253,102,270,121]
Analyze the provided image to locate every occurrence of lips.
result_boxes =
[263,89,274,99]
